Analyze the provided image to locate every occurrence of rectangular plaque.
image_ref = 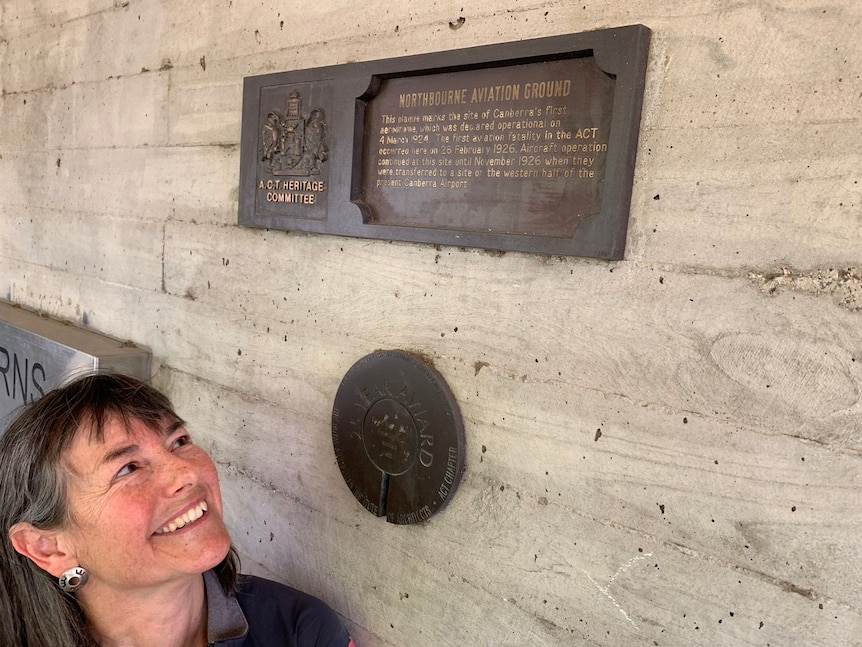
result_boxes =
[0,301,151,431]
[239,25,650,259]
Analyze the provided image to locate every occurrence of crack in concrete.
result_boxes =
[584,552,653,630]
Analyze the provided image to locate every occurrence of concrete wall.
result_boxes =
[1,1,860,645]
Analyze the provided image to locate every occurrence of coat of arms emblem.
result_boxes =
[260,90,328,176]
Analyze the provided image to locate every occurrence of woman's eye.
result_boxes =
[116,463,137,478]
[171,434,192,450]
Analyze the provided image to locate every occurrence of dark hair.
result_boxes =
[0,372,238,646]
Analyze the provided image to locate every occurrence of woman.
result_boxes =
[0,372,355,647]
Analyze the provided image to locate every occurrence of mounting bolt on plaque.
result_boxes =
[331,350,466,524]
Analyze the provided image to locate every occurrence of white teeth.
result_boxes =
[155,501,207,535]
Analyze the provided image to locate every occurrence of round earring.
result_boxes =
[58,566,89,593]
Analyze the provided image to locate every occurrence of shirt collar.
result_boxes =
[204,570,249,645]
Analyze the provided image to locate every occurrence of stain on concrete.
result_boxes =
[710,331,856,417]
[749,266,862,312]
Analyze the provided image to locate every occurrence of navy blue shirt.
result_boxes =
[205,571,353,647]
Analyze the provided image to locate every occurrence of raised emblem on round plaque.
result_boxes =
[331,350,466,524]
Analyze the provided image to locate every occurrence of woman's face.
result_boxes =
[56,415,231,592]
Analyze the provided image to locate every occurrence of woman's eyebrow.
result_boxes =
[99,444,139,466]
[166,419,186,435]
[97,420,186,466]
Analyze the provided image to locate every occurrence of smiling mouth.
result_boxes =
[154,501,208,535]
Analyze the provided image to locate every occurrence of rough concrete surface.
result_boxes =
[1,1,860,645]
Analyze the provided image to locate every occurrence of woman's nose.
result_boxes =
[160,452,198,496]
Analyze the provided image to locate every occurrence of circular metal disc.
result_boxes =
[331,350,465,524]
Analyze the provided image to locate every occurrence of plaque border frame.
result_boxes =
[239,24,651,260]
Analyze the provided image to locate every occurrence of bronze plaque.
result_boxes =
[239,25,651,259]
[359,57,612,237]
[331,350,466,524]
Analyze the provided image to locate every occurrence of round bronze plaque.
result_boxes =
[331,350,465,524]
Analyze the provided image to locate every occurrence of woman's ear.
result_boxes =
[8,522,76,578]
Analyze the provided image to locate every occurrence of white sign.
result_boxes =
[0,301,151,431]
